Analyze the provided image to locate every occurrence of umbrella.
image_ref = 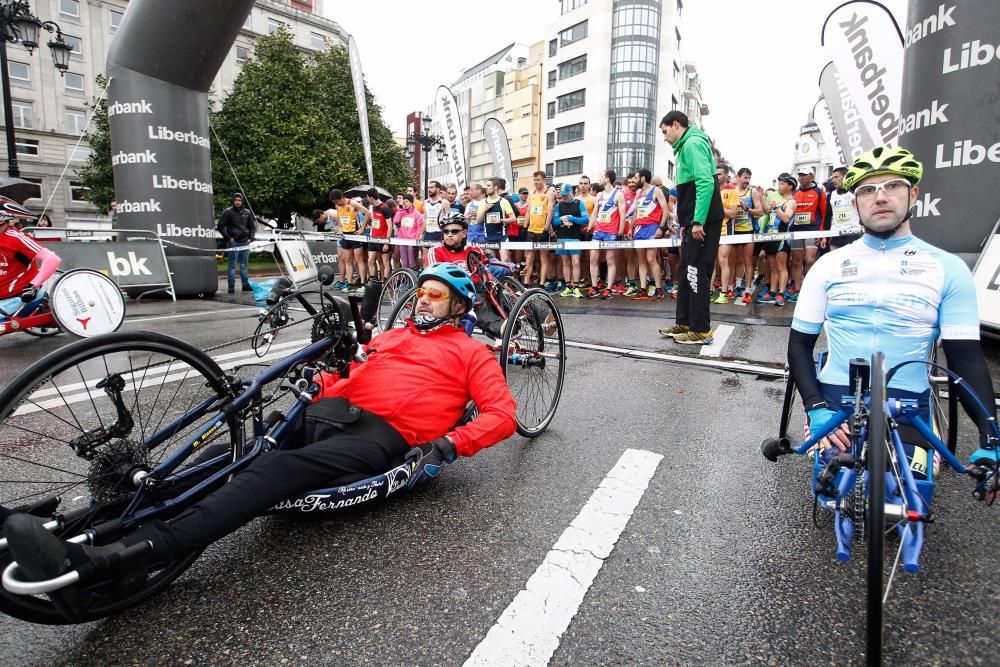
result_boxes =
[344,184,392,200]
[0,177,41,204]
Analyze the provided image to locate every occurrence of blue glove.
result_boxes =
[968,432,998,469]
[404,437,456,489]
[807,406,846,442]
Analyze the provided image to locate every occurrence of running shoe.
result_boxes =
[726,289,735,300]
[674,330,714,345]
[742,293,752,305]
[623,285,639,297]
[664,281,674,293]
[571,287,583,299]
[713,279,722,290]
[631,291,650,301]
[600,289,613,300]
[544,280,562,292]
[652,289,665,302]
[587,287,602,298]
[713,292,730,305]
[734,285,744,297]
[756,290,776,304]
[669,287,678,298]
[775,294,786,306]
[559,286,572,297]
[788,291,799,303]
[658,324,689,338]
[611,282,627,294]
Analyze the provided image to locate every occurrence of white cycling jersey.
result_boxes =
[792,233,980,394]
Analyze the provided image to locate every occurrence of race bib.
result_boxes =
[340,216,352,226]
[638,203,654,218]
[425,217,440,232]
[517,216,527,227]
[834,210,853,223]
[596,210,611,223]
[794,212,812,226]
[372,219,381,229]
[530,204,544,216]
[401,216,415,228]
[486,212,501,225]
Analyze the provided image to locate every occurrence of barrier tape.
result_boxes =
[157,226,865,254]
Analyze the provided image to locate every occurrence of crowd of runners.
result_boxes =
[313,163,860,307]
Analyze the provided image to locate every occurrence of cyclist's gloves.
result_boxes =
[19,284,38,303]
[807,406,846,441]
[405,437,456,489]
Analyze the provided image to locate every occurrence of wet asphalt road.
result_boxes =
[0,294,998,666]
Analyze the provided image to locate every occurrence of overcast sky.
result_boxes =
[324,0,908,185]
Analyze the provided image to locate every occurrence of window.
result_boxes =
[110,10,123,32]
[267,18,284,35]
[558,54,587,79]
[612,4,660,39]
[560,0,587,13]
[236,46,249,64]
[21,177,42,200]
[243,13,252,30]
[504,110,514,123]
[69,181,90,203]
[520,135,530,147]
[521,104,531,118]
[310,32,325,50]
[60,0,80,18]
[546,132,555,150]
[545,163,554,178]
[559,20,588,47]
[547,102,555,119]
[556,89,585,112]
[556,122,584,144]
[11,101,32,129]
[64,72,84,93]
[548,39,557,57]
[63,35,82,55]
[66,109,87,135]
[15,138,39,156]
[547,70,556,88]
[66,145,91,162]
[8,61,29,84]
[609,78,656,111]
[610,42,658,75]
[554,156,583,177]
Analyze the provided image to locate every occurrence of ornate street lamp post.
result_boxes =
[406,114,445,199]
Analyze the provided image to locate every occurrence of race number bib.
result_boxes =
[486,212,501,225]
[834,210,853,223]
[530,204,544,216]
[372,218,381,229]
[596,210,612,223]
[638,203,654,218]
[401,216,415,228]
[794,212,812,226]
[517,216,527,227]
[340,216,352,227]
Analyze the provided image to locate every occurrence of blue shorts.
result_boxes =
[555,240,581,256]
[592,231,618,242]
[632,223,659,241]
[423,231,444,242]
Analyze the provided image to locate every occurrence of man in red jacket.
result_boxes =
[3,265,516,619]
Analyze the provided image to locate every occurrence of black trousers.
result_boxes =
[675,221,721,333]
[127,421,408,559]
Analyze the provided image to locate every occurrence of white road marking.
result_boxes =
[561,339,784,377]
[464,448,663,667]
[124,306,261,324]
[699,324,734,358]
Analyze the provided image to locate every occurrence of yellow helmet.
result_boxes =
[843,146,923,191]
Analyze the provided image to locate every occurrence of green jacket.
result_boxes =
[672,125,723,227]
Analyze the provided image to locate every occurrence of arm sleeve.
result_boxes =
[691,140,718,224]
[941,339,998,437]
[446,345,517,456]
[30,248,61,288]
[569,201,589,225]
[215,211,228,237]
[788,329,826,411]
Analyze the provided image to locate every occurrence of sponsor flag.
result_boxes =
[348,36,374,187]
[482,118,513,188]
[817,61,876,161]
[436,85,468,191]
[813,96,846,166]
[821,0,904,148]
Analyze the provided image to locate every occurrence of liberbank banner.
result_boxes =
[818,61,877,162]
[900,0,1000,257]
[436,85,468,191]
[483,118,513,188]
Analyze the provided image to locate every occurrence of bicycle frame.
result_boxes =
[0,297,54,336]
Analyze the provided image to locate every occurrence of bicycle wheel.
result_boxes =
[49,269,126,338]
[500,288,566,437]
[494,275,525,319]
[386,286,418,330]
[865,351,887,665]
[377,268,417,331]
[251,302,290,358]
[0,332,241,624]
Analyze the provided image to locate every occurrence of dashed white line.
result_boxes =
[464,448,663,667]
[124,306,261,324]
[699,324,734,357]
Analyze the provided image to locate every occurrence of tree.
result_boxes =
[77,75,114,213]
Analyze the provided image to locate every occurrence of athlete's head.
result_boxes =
[844,146,923,239]
[578,175,591,194]
[0,199,36,229]
[329,188,345,206]
[715,165,730,187]
[776,173,797,196]
[533,170,547,190]
[486,177,503,196]
[401,193,414,210]
[414,263,475,329]
[441,213,468,250]
[831,166,848,190]
[232,192,244,208]
[736,168,751,189]
[445,184,458,203]
[428,180,442,198]
[659,110,689,145]
[471,183,485,199]
[797,167,815,188]
[558,183,574,202]
[634,168,652,186]
[603,169,617,188]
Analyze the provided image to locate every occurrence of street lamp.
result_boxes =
[407,114,445,199]
[1,1,73,177]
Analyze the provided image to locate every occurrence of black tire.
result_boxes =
[21,324,61,338]
[386,286,419,331]
[378,269,417,331]
[251,302,287,358]
[0,332,241,624]
[865,351,887,666]
[494,276,525,319]
[500,289,565,437]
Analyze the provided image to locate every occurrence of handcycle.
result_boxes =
[385,249,564,437]
[0,265,564,624]
[759,352,998,665]
[0,269,126,339]
[250,269,347,357]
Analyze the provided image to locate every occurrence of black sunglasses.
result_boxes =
[443,228,465,235]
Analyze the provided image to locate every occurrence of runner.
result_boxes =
[522,170,554,289]
[330,189,370,290]
[422,180,450,245]
[630,168,669,301]
[756,174,797,306]
[465,184,487,243]
[406,186,425,215]
[393,194,424,270]
[789,166,827,300]
[586,169,628,299]
[664,188,680,297]
[552,183,589,298]
[825,166,862,250]
[476,177,517,254]
[507,187,530,264]
[620,175,640,296]
[731,168,765,305]
[713,167,741,304]
[365,189,393,281]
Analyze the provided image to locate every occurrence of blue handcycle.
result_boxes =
[760,352,998,665]
[0,273,566,624]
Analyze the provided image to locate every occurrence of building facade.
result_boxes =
[0,0,346,229]
[793,105,836,186]
[540,0,700,187]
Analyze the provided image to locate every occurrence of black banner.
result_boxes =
[900,0,1000,256]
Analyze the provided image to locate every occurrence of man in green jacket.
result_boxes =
[657,111,724,345]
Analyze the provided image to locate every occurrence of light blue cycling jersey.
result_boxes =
[791,233,981,394]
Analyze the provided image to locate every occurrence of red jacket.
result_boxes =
[320,322,516,457]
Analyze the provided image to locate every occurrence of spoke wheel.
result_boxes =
[494,276,525,319]
[386,286,419,331]
[251,303,290,358]
[864,351,887,666]
[500,288,565,437]
[378,269,417,331]
[0,332,241,624]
